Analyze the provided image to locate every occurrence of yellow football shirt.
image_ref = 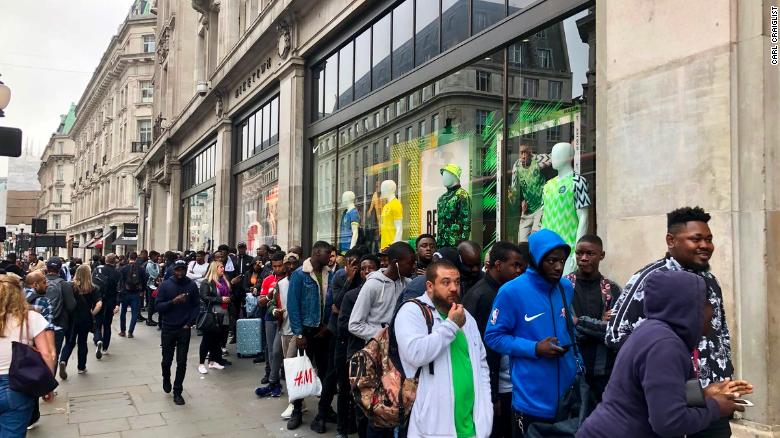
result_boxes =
[380,198,403,250]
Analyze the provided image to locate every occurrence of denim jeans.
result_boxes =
[264,320,281,384]
[93,302,115,350]
[0,374,35,438]
[54,328,65,365]
[119,293,140,334]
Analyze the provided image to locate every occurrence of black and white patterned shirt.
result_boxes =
[605,255,733,386]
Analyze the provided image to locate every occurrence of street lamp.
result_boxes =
[0,75,10,117]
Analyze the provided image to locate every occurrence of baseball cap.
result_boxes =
[283,253,299,263]
[440,163,462,179]
[173,260,188,270]
[432,247,460,266]
[46,256,63,270]
[237,241,247,248]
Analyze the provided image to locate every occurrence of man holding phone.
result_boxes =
[485,229,578,435]
[156,260,200,405]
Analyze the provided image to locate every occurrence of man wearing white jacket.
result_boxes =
[395,260,493,438]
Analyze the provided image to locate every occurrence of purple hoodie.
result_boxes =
[577,270,721,438]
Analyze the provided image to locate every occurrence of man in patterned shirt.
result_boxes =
[24,270,56,430]
[509,144,551,242]
[606,207,739,438]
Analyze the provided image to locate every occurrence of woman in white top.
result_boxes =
[0,274,56,437]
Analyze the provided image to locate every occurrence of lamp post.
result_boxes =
[0,75,11,117]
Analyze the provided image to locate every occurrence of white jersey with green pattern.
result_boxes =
[541,173,591,248]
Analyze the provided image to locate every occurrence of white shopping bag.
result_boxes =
[283,351,322,402]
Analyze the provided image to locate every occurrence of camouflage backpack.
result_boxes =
[348,299,434,428]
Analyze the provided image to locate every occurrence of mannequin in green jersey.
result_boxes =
[436,164,471,247]
[541,142,591,274]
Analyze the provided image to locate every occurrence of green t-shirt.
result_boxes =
[440,312,476,438]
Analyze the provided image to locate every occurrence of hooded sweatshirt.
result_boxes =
[483,229,577,419]
[577,270,721,438]
[348,269,410,341]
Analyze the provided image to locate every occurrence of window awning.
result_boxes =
[113,233,138,246]
[87,229,117,250]
[85,233,103,249]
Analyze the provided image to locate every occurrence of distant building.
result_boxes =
[37,104,77,258]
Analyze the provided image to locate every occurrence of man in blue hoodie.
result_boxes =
[577,270,744,437]
[484,229,577,434]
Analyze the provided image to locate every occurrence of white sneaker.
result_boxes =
[208,361,225,370]
[198,364,208,374]
[281,403,294,419]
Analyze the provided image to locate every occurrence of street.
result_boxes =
[31,321,336,438]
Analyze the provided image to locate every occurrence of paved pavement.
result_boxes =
[30,319,338,438]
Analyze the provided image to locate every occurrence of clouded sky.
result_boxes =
[0,0,134,175]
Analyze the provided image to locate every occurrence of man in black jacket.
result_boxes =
[156,260,199,405]
[93,254,122,358]
[118,252,149,338]
[227,242,255,341]
[45,256,77,366]
[462,241,527,438]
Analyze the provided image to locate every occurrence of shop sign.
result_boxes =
[123,223,139,238]
[235,58,273,99]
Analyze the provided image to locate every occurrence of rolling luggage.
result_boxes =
[236,318,263,358]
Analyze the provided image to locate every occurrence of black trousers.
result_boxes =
[93,302,115,350]
[161,327,191,395]
[490,392,513,438]
[292,327,331,414]
[335,349,357,434]
[512,411,554,438]
[199,329,223,364]
[688,417,732,438]
[318,335,339,415]
[146,287,157,319]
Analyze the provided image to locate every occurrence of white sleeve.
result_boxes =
[395,303,458,377]
[27,311,49,339]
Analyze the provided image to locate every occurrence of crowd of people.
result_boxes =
[0,206,756,437]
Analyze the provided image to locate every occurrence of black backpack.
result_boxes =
[92,265,108,292]
[125,264,141,289]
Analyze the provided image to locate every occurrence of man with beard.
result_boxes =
[395,260,493,437]
[484,229,577,434]
[414,234,436,277]
[462,241,527,437]
[606,207,737,438]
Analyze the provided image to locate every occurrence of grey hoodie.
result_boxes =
[348,269,410,341]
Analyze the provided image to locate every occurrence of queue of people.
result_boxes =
[0,205,755,438]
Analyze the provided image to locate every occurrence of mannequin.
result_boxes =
[436,164,471,247]
[379,180,403,250]
[541,142,590,274]
[339,191,360,253]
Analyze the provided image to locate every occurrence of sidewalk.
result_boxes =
[30,319,337,438]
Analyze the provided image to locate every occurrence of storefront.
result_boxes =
[232,92,281,252]
[305,0,595,253]
[181,141,217,252]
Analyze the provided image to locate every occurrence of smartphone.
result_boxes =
[734,399,754,407]
[557,343,573,350]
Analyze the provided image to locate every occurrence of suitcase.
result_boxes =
[236,318,263,358]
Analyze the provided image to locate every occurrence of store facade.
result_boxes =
[304,0,595,253]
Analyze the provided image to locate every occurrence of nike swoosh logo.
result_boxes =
[524,312,544,322]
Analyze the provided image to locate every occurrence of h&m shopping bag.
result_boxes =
[283,351,322,402]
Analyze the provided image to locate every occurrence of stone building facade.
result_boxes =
[134,0,778,434]
[66,3,156,259]
[36,104,77,258]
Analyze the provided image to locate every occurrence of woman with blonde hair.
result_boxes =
[59,264,102,378]
[0,274,55,437]
[197,261,232,374]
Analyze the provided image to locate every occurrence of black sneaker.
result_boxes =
[95,341,103,360]
[287,412,303,430]
[323,407,338,423]
[137,315,147,322]
[261,376,270,384]
[162,379,172,394]
[310,415,327,434]
[146,320,158,326]
[253,356,265,364]
[173,393,185,405]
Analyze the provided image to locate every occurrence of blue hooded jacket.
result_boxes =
[484,229,577,419]
[577,270,721,437]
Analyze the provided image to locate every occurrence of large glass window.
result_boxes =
[392,0,414,79]
[236,95,280,161]
[372,15,392,90]
[354,29,372,99]
[310,8,597,256]
[415,0,439,66]
[338,42,354,108]
[235,158,279,251]
[183,186,215,251]
[472,0,506,34]
[442,0,468,51]
[183,142,216,190]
